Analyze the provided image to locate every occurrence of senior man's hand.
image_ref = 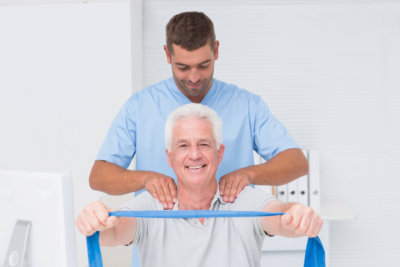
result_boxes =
[219,169,251,203]
[76,201,119,236]
[144,173,177,210]
[280,204,323,237]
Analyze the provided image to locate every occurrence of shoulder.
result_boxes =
[233,186,276,211]
[212,79,266,114]
[214,79,261,101]
[120,78,174,116]
[126,78,173,104]
[118,191,164,211]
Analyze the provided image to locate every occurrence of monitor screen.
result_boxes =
[0,169,77,267]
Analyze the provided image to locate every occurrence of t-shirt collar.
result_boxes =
[173,187,226,211]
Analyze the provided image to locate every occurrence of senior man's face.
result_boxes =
[166,117,224,188]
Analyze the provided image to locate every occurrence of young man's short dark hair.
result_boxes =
[166,11,216,54]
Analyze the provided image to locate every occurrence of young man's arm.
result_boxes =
[89,160,177,209]
[219,148,308,202]
[260,200,323,238]
[75,201,137,246]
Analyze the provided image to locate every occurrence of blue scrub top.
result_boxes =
[96,77,298,182]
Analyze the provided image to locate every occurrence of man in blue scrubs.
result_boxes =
[89,11,307,211]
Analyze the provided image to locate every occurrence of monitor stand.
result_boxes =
[3,220,31,267]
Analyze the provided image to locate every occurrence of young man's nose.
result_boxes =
[188,70,200,84]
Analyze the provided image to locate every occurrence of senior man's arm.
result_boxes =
[89,160,177,210]
[219,148,308,202]
[75,201,137,247]
[260,200,323,238]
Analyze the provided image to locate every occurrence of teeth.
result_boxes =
[188,165,202,169]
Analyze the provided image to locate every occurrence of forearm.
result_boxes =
[89,160,159,195]
[100,217,137,247]
[262,200,322,238]
[246,148,308,186]
[99,225,120,246]
[262,201,301,237]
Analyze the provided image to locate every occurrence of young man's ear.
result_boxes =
[213,41,220,60]
[164,45,172,64]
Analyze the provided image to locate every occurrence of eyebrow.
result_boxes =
[175,138,213,144]
[174,59,212,68]
[198,138,212,143]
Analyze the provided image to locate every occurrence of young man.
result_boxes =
[89,11,308,209]
[77,104,322,267]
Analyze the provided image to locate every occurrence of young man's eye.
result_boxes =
[199,64,209,69]
[178,66,188,71]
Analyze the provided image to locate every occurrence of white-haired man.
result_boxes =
[76,104,322,267]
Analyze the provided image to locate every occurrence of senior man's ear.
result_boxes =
[218,144,225,164]
[166,149,173,167]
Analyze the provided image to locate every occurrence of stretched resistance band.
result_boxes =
[87,210,325,267]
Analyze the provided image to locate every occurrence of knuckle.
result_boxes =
[299,225,308,233]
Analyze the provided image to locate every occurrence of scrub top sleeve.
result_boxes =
[253,97,299,161]
[96,95,138,168]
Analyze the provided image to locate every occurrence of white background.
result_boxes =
[0,0,399,266]
[0,1,131,266]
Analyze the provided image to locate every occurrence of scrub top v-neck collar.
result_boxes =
[166,77,218,106]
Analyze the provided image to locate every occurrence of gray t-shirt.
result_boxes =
[119,186,275,267]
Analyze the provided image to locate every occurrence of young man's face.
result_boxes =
[164,41,219,103]
[166,117,224,188]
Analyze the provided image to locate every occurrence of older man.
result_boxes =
[76,104,322,267]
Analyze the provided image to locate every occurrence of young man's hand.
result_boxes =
[144,174,177,210]
[218,169,251,203]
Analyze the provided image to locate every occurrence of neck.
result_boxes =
[177,180,218,211]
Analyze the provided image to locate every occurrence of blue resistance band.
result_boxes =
[86,210,325,267]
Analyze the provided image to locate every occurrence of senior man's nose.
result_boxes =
[188,146,201,160]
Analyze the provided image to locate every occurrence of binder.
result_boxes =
[287,179,298,203]
[276,184,288,202]
[297,150,309,206]
[308,150,320,212]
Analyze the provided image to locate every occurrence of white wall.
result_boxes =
[0,2,131,266]
[143,1,400,266]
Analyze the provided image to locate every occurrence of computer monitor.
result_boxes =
[0,169,77,267]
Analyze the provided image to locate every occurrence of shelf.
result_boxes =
[320,202,356,221]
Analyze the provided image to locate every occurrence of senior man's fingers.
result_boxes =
[307,214,323,237]
[105,216,119,229]
[76,210,99,236]
[312,218,323,237]
[298,209,312,234]
[93,202,110,224]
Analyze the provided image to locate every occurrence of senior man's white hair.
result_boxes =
[165,103,223,152]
